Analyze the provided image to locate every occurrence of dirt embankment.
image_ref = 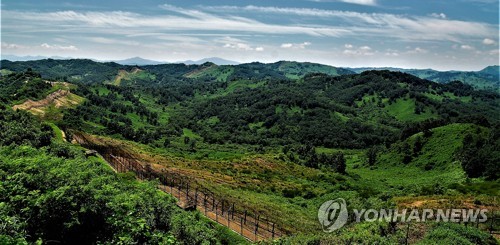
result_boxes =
[12,89,83,116]
[114,68,142,85]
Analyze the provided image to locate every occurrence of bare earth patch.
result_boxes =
[12,89,84,118]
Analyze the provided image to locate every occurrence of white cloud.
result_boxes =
[341,0,377,5]
[483,38,496,45]
[218,36,262,51]
[309,0,377,6]
[88,37,140,46]
[301,42,312,48]
[281,42,311,49]
[460,44,474,50]
[4,4,494,44]
[344,44,353,49]
[430,13,447,19]
[2,9,348,38]
[201,5,496,42]
[489,49,499,55]
[1,42,26,49]
[2,42,77,51]
[385,52,399,56]
[41,43,78,51]
[343,45,374,56]
[407,47,428,54]
[223,43,253,51]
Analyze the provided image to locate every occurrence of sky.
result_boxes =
[1,0,499,70]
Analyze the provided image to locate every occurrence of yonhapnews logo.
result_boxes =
[317,198,348,232]
[318,198,489,232]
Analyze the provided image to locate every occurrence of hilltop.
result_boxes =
[350,66,499,90]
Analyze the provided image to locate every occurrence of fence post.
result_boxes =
[255,217,258,241]
[178,179,181,197]
[256,215,260,233]
[204,194,207,215]
[232,203,235,220]
[212,196,215,211]
[240,216,244,235]
[215,203,218,223]
[195,188,198,206]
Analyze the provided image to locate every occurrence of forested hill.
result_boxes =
[1,60,500,244]
[0,59,354,85]
[2,59,497,91]
[350,65,499,90]
[2,60,497,151]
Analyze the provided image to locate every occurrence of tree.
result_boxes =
[413,136,424,156]
[163,138,171,148]
[458,132,499,180]
[189,139,197,152]
[333,152,346,174]
[366,146,379,166]
[401,142,412,164]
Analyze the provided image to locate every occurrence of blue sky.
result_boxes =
[1,0,499,70]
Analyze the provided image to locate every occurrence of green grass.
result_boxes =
[72,125,498,240]
[278,62,342,79]
[137,93,171,124]
[46,122,64,141]
[333,111,349,122]
[126,112,149,129]
[350,164,465,195]
[355,93,389,107]
[95,86,111,96]
[349,123,487,196]
[114,69,155,86]
[0,69,13,75]
[423,92,472,103]
[185,66,234,82]
[205,116,220,126]
[225,80,266,94]
[182,128,202,139]
[385,98,437,122]
[379,123,486,168]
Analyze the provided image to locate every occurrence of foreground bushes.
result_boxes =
[0,145,245,244]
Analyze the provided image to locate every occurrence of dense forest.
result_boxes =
[0,59,498,244]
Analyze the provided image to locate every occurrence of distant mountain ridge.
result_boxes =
[180,57,240,65]
[350,66,499,90]
[1,54,72,62]
[1,57,497,90]
[0,55,239,66]
[113,57,165,66]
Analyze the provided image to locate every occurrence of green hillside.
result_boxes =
[0,60,498,244]
[350,66,499,90]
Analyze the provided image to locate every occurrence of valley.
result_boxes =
[0,59,499,244]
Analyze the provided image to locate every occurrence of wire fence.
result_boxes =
[73,132,287,241]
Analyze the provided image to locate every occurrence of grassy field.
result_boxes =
[423,91,472,103]
[385,98,437,122]
[75,122,497,237]
[113,68,155,86]
[184,65,234,82]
